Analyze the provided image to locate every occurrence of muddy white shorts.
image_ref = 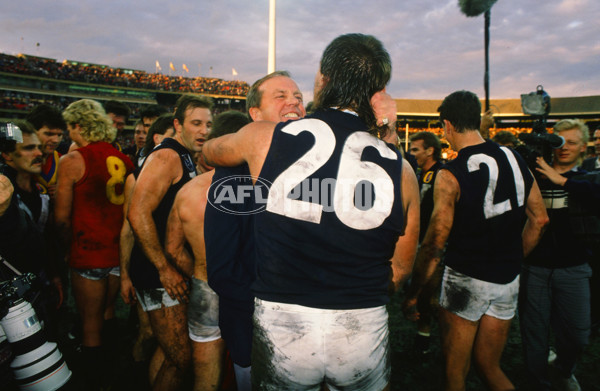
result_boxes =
[251,298,390,391]
[136,287,180,312]
[440,266,519,322]
[187,277,221,343]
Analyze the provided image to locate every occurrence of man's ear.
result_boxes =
[1,152,12,163]
[173,118,183,134]
[249,107,262,122]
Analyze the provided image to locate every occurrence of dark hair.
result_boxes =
[26,104,66,131]
[0,120,36,155]
[103,100,131,118]
[245,70,291,118]
[410,131,442,161]
[144,114,174,153]
[438,90,481,133]
[174,95,213,124]
[208,111,250,140]
[313,33,391,136]
[492,130,518,147]
[140,104,169,121]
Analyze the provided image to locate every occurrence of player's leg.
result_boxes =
[71,269,107,348]
[188,277,225,390]
[415,262,443,353]
[191,339,226,391]
[439,308,478,391]
[148,302,191,391]
[71,269,109,387]
[103,270,121,320]
[148,344,165,386]
[472,315,514,391]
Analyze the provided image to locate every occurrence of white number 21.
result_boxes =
[467,146,525,219]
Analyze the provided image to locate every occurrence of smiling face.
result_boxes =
[174,107,212,153]
[36,126,63,156]
[3,133,44,175]
[249,76,305,123]
[554,127,586,169]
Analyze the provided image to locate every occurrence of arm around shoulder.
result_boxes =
[202,121,275,171]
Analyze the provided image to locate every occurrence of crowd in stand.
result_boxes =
[0,53,249,96]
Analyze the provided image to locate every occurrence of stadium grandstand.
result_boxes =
[1,51,599,153]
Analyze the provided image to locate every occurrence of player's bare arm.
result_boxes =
[128,148,188,301]
[202,121,275,180]
[54,151,84,246]
[119,173,137,305]
[164,182,197,282]
[390,159,420,291]
[402,168,459,319]
[521,179,549,257]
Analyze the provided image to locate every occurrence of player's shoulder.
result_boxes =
[178,171,214,201]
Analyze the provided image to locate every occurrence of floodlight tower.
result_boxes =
[458,0,498,111]
[268,0,276,74]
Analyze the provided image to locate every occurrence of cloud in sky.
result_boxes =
[1,0,598,103]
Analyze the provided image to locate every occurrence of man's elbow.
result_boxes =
[536,213,550,231]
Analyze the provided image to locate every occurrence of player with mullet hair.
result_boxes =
[204,33,419,390]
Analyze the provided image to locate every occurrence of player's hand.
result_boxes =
[159,264,189,303]
[371,90,398,143]
[535,157,567,186]
[0,175,14,216]
[120,276,138,305]
[402,297,420,322]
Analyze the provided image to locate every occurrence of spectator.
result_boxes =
[26,104,67,198]
[582,126,600,171]
[492,130,519,148]
[520,119,596,391]
[0,120,64,339]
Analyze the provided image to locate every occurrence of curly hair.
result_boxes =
[63,99,116,143]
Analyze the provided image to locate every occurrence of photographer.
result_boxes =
[519,119,600,391]
[0,120,64,338]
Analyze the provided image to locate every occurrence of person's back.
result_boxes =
[70,141,133,268]
[203,33,420,390]
[253,108,405,309]
[403,90,547,391]
[443,140,532,283]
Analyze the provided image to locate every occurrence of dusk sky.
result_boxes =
[2,0,598,103]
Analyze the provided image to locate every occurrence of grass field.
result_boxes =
[7,284,598,390]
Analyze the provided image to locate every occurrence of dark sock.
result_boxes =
[81,345,104,387]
